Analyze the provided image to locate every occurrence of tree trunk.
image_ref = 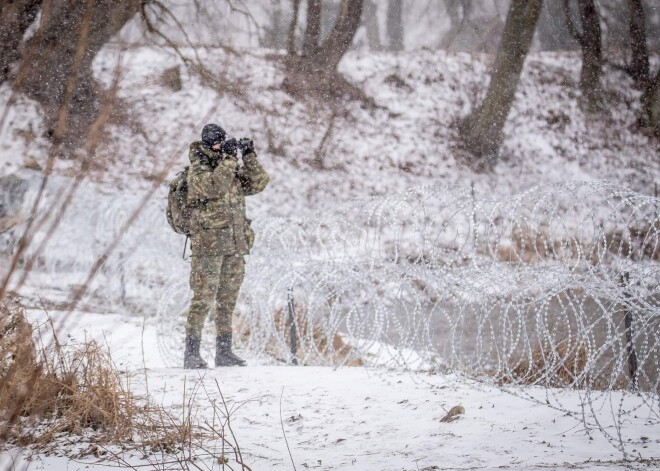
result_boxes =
[16,0,140,146]
[363,0,381,51]
[315,0,363,71]
[441,0,469,49]
[0,0,42,84]
[628,0,649,84]
[536,0,579,51]
[641,68,660,135]
[263,0,288,50]
[284,0,366,101]
[459,0,543,162]
[302,0,322,56]
[577,0,603,111]
[287,0,302,56]
[386,0,403,51]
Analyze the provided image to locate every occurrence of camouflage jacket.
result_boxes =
[186,141,269,255]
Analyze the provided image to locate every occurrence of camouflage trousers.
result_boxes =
[185,253,245,337]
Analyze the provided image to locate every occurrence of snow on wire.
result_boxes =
[3,176,658,457]
[231,181,658,456]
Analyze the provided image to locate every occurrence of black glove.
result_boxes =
[222,138,239,157]
[238,138,255,155]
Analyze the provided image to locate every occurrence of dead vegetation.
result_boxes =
[239,304,364,367]
[601,223,660,262]
[492,221,660,265]
[502,340,588,388]
[273,304,364,367]
[0,297,187,451]
[500,338,645,392]
[0,298,251,469]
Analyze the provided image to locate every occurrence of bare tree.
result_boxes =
[564,0,603,110]
[0,0,42,84]
[284,0,366,100]
[641,68,660,135]
[363,0,382,51]
[536,0,578,51]
[459,0,543,162]
[386,0,403,51]
[302,0,322,55]
[262,0,289,50]
[628,0,649,85]
[12,0,141,147]
[287,0,303,55]
[441,0,472,49]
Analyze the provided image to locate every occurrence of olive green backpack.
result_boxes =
[166,167,192,235]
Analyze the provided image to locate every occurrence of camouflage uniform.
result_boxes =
[185,141,269,338]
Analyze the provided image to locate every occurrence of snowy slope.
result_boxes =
[2,47,659,214]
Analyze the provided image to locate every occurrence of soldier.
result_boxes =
[183,123,269,368]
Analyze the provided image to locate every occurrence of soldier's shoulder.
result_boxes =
[189,141,204,158]
[189,141,204,151]
[189,141,212,167]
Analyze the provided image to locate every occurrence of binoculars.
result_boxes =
[222,137,254,157]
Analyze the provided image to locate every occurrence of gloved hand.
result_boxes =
[222,138,239,157]
[239,138,255,155]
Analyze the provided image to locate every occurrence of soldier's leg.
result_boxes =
[214,255,246,366]
[186,253,223,337]
[214,254,245,336]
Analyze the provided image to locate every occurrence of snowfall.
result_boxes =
[1,12,660,471]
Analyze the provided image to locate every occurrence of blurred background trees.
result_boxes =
[0,0,140,147]
[459,0,544,162]
[0,0,658,161]
[283,0,365,99]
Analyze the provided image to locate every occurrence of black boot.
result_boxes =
[183,334,208,369]
[215,333,246,367]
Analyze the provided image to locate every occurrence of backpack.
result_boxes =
[166,167,193,235]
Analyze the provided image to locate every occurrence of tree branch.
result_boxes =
[563,0,585,47]
[287,0,302,56]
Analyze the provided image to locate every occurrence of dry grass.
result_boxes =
[0,298,251,469]
[503,340,588,388]
[239,304,364,367]
[0,298,39,428]
[492,222,660,265]
[1,298,138,448]
[271,305,364,367]
[601,223,660,262]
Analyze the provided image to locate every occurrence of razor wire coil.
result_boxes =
[3,178,658,457]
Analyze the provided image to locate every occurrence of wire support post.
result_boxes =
[287,287,299,366]
[620,271,639,391]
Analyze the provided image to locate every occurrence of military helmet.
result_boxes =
[201,124,227,147]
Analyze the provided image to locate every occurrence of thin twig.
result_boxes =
[141,315,149,397]
[279,387,297,471]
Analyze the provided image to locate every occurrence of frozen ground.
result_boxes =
[1,309,658,471]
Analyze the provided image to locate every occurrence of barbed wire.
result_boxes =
[2,177,658,457]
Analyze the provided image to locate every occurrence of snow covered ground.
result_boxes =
[1,308,658,471]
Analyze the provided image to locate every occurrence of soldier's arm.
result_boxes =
[211,159,238,194]
[238,152,269,196]
[188,160,236,201]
